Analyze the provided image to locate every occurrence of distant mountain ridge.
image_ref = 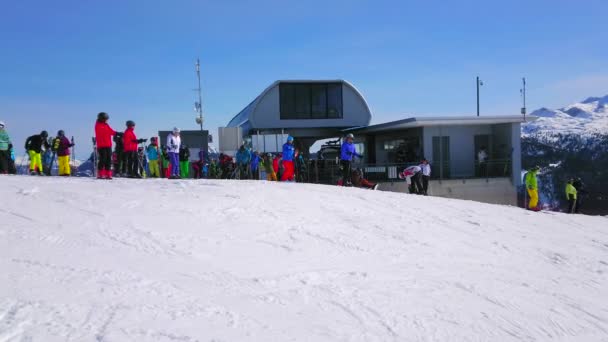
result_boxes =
[523,95,608,137]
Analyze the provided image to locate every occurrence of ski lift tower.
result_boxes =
[194,58,204,148]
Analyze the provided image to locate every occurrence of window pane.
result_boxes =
[280,84,296,119]
[294,84,311,119]
[327,84,342,118]
[311,84,327,119]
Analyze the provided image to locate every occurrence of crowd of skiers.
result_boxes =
[524,165,586,214]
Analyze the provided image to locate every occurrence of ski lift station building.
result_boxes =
[220,80,533,205]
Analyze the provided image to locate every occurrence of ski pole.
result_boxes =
[71,136,75,176]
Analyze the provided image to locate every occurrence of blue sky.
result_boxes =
[1,0,607,157]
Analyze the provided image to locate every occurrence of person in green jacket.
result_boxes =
[0,121,11,174]
[525,166,540,211]
[565,178,577,214]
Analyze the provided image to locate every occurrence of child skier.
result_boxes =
[123,120,140,178]
[56,130,74,176]
[263,153,277,181]
[146,137,160,178]
[179,144,190,179]
[94,112,116,179]
[25,130,50,175]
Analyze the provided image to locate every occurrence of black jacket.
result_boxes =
[25,135,49,153]
[179,147,190,162]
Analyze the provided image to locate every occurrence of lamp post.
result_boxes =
[194,58,204,148]
[520,77,527,121]
[476,76,484,116]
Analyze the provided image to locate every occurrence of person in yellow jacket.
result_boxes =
[525,166,541,211]
[565,178,577,214]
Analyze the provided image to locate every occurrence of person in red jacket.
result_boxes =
[123,120,141,178]
[94,112,116,179]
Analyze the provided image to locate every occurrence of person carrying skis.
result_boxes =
[399,165,424,194]
[167,127,181,179]
[525,165,540,211]
[339,133,363,186]
[94,112,116,179]
[179,144,190,179]
[0,121,11,174]
[565,178,577,214]
[420,158,431,195]
[146,137,160,178]
[281,136,296,182]
[56,130,74,176]
[235,144,252,179]
[25,130,49,175]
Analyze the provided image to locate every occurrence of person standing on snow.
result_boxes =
[565,178,577,214]
[235,144,252,179]
[25,130,50,175]
[122,120,141,178]
[420,158,431,195]
[572,177,587,214]
[56,130,74,176]
[340,133,363,186]
[525,165,541,211]
[477,146,488,177]
[250,151,261,180]
[94,112,116,179]
[167,128,181,179]
[281,136,297,182]
[146,137,160,178]
[0,121,11,174]
[179,144,190,179]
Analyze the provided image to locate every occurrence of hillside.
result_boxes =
[1,177,607,341]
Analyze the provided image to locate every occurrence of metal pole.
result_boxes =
[522,77,527,121]
[196,58,204,147]
[476,76,480,117]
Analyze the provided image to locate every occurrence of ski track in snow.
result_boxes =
[1,176,607,341]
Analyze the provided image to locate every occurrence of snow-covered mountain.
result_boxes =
[523,95,608,137]
[1,176,608,340]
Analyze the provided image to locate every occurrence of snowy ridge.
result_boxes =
[523,95,608,137]
[1,177,607,341]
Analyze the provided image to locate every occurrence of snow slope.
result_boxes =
[523,95,608,137]
[1,177,608,341]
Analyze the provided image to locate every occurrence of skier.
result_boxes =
[477,146,488,177]
[572,177,586,214]
[420,158,431,195]
[179,144,190,179]
[167,127,181,179]
[235,144,252,179]
[339,133,363,186]
[565,178,577,214]
[263,153,277,181]
[273,153,281,180]
[281,136,296,182]
[0,121,11,174]
[208,159,219,179]
[25,130,50,175]
[94,112,116,179]
[295,152,307,183]
[137,146,148,178]
[56,130,74,176]
[337,168,379,190]
[399,165,424,194]
[525,165,541,211]
[146,137,160,178]
[8,144,17,174]
[113,132,125,176]
[122,121,141,178]
[250,151,261,180]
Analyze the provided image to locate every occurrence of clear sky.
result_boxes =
[1,0,607,158]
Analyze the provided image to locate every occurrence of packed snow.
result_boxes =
[1,176,608,341]
[524,95,608,137]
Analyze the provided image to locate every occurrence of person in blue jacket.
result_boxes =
[340,133,363,186]
[235,144,252,179]
[281,136,296,181]
[250,151,261,180]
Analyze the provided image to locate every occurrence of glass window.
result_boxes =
[327,84,342,118]
[294,85,311,119]
[311,84,327,119]
[280,84,296,119]
[383,139,405,151]
[279,83,343,119]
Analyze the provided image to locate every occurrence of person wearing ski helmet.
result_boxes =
[122,120,141,178]
[565,178,578,214]
[94,112,116,179]
[0,121,11,174]
[25,130,50,175]
[167,127,181,179]
[525,165,541,211]
[146,137,160,178]
[280,136,296,182]
[179,143,190,179]
[55,130,74,176]
[339,133,363,186]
